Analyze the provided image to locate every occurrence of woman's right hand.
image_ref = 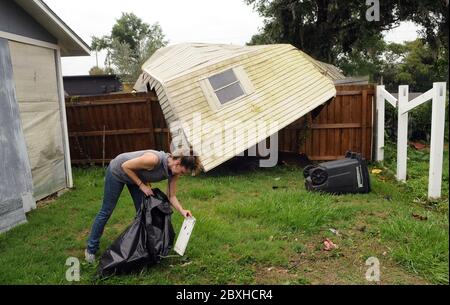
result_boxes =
[139,184,154,197]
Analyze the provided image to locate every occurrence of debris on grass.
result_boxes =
[272,186,287,190]
[371,168,383,174]
[412,213,428,221]
[288,260,301,270]
[323,238,339,251]
[409,141,427,150]
[356,225,367,232]
[329,228,341,236]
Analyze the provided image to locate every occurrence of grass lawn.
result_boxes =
[0,145,448,285]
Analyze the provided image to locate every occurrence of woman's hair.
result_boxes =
[171,147,202,175]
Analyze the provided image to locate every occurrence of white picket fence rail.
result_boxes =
[375,82,447,199]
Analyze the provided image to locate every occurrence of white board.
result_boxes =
[174,217,196,256]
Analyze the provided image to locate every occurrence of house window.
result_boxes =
[200,66,254,110]
[208,69,245,105]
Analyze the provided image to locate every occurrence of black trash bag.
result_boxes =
[97,188,175,277]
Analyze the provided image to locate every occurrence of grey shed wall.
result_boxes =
[0,38,34,233]
[0,0,57,43]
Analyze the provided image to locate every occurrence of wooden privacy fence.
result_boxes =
[66,92,170,164]
[279,84,375,160]
[65,84,374,165]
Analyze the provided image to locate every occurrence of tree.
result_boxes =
[245,1,449,143]
[374,39,448,92]
[245,0,448,78]
[89,66,114,75]
[377,39,449,141]
[245,0,401,64]
[91,13,168,82]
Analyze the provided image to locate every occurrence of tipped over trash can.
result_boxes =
[304,151,371,194]
[97,188,175,277]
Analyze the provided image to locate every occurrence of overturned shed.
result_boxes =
[136,43,337,171]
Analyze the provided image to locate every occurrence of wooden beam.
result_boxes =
[147,98,156,148]
[401,88,433,114]
[309,155,346,161]
[361,90,367,159]
[375,85,385,161]
[428,82,447,199]
[69,127,170,138]
[71,159,113,164]
[69,128,152,137]
[154,128,170,133]
[65,98,158,107]
[379,86,398,108]
[310,123,362,129]
[396,85,409,182]
[336,90,375,96]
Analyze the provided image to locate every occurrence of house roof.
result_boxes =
[13,0,90,56]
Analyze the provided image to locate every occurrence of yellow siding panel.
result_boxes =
[172,56,318,119]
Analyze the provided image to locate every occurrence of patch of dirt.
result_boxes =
[65,248,82,257]
[36,193,59,209]
[76,228,90,241]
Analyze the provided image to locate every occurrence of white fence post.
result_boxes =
[428,82,447,199]
[376,86,385,161]
[376,82,446,199]
[396,85,409,182]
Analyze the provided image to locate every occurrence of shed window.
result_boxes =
[208,69,245,104]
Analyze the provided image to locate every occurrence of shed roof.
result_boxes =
[141,43,344,84]
[13,0,90,56]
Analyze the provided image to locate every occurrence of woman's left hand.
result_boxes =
[180,209,193,218]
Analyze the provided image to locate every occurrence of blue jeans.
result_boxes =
[86,166,144,254]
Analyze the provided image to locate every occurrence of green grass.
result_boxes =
[374,143,449,284]
[0,146,448,284]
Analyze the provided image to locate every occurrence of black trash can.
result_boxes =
[304,151,371,194]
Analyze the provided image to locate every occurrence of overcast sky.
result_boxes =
[43,0,421,76]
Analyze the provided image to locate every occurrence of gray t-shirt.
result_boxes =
[109,150,172,185]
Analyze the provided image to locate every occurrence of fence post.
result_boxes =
[375,86,385,161]
[396,85,409,182]
[428,82,447,199]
